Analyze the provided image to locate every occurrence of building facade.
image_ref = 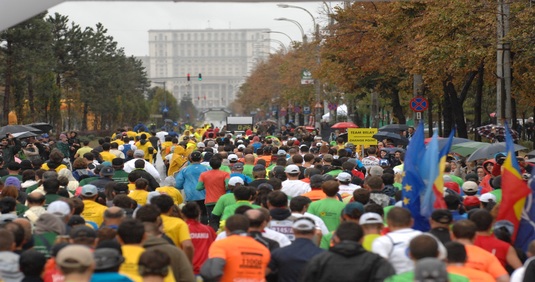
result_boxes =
[147,28,271,111]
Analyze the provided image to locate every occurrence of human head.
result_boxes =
[452,220,477,241]
[409,234,439,260]
[445,241,467,264]
[117,219,145,245]
[93,248,125,273]
[138,249,170,278]
[334,222,363,243]
[19,249,47,277]
[321,180,340,197]
[56,245,95,277]
[386,207,413,229]
[267,191,288,208]
[225,214,250,234]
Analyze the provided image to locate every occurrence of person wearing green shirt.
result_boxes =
[221,186,261,221]
[320,202,364,249]
[242,154,256,180]
[307,180,346,232]
[385,234,469,282]
[111,159,129,184]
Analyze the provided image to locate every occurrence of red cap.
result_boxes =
[444,182,460,194]
[463,196,481,207]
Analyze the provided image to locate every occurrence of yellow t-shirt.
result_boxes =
[81,200,107,226]
[112,139,125,146]
[135,141,154,162]
[100,151,116,163]
[119,245,176,282]
[128,190,149,206]
[41,163,68,173]
[75,146,93,158]
[161,214,191,247]
[362,234,381,251]
[156,186,184,205]
[128,183,136,191]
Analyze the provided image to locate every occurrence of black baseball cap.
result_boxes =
[431,209,453,224]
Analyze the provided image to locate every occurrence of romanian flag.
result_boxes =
[496,122,531,242]
[421,130,454,218]
[402,124,430,231]
[515,167,535,251]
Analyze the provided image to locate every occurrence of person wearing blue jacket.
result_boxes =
[175,151,210,223]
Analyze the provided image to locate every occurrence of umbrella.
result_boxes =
[373,131,409,146]
[466,142,527,161]
[26,122,53,133]
[451,141,490,157]
[379,124,410,133]
[331,122,358,129]
[526,150,535,157]
[304,126,315,132]
[476,124,519,142]
[11,131,38,139]
[527,158,535,163]
[0,125,42,136]
[265,119,277,124]
[164,119,173,123]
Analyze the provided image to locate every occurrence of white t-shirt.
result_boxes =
[372,228,422,274]
[281,180,311,198]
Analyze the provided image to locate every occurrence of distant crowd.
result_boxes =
[0,124,533,282]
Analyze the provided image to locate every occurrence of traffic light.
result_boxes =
[187,73,190,82]
[198,73,202,81]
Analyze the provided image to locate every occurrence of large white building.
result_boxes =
[146,28,271,111]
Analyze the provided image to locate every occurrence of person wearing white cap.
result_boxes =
[47,200,72,223]
[336,172,361,202]
[123,149,161,182]
[479,193,497,210]
[281,165,311,198]
[359,212,384,251]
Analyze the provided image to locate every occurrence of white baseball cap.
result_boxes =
[284,164,300,174]
[480,193,497,203]
[197,142,205,148]
[47,201,71,217]
[228,176,244,186]
[359,213,383,225]
[228,154,239,162]
[336,172,352,182]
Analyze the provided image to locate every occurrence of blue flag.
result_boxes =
[402,124,429,231]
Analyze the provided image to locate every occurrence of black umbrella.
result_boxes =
[26,122,53,133]
[0,125,42,136]
[373,131,409,146]
[379,124,410,133]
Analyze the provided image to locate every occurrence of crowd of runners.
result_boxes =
[0,123,533,282]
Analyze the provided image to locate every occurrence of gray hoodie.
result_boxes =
[0,251,23,282]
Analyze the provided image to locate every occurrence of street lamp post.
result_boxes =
[274,17,306,42]
[276,4,322,132]
[263,30,295,45]
[263,38,287,53]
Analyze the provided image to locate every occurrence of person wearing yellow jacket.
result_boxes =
[135,134,154,163]
[167,144,192,176]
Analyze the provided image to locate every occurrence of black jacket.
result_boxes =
[301,241,395,282]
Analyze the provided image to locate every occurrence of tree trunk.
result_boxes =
[438,100,443,137]
[474,62,484,141]
[82,102,88,131]
[428,97,434,136]
[442,79,454,137]
[3,40,13,125]
[390,89,406,124]
[27,75,35,121]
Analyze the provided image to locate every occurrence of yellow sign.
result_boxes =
[348,128,378,145]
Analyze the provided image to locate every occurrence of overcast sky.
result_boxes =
[48,1,336,57]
